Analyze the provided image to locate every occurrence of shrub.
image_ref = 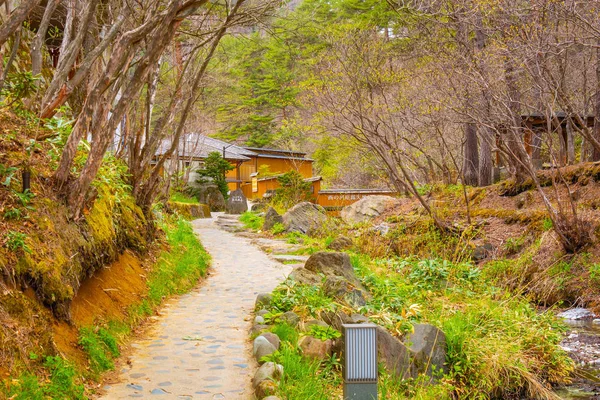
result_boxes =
[196,152,234,200]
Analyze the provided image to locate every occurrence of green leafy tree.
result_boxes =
[196,152,234,200]
[273,170,312,209]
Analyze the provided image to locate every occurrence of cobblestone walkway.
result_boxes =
[100,215,292,399]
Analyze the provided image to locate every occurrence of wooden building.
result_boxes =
[157,134,321,198]
[496,113,595,170]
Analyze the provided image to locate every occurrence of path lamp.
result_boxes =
[342,324,378,400]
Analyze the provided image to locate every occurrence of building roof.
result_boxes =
[244,147,307,157]
[157,134,257,161]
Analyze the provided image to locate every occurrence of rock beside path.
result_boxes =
[283,202,327,235]
[341,195,402,224]
[299,336,333,360]
[263,207,284,231]
[254,336,277,364]
[226,189,248,214]
[305,252,361,287]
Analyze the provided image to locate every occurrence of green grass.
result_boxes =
[170,191,199,204]
[5,356,85,400]
[147,216,211,305]
[78,327,119,375]
[239,211,264,230]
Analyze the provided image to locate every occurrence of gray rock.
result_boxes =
[282,202,327,236]
[261,332,281,350]
[304,319,329,330]
[305,252,362,287]
[282,311,300,327]
[472,243,494,262]
[299,336,333,360]
[288,267,321,285]
[263,397,282,400]
[250,324,270,337]
[252,362,284,388]
[207,192,226,212]
[320,311,354,331]
[341,196,402,225]
[253,336,277,363]
[327,236,353,251]
[256,293,272,309]
[257,309,269,317]
[323,276,367,308]
[372,223,390,236]
[263,207,284,231]
[226,189,248,215]
[404,324,448,381]
[253,362,283,397]
[558,308,596,320]
[377,326,415,379]
[251,202,268,212]
[350,313,369,324]
[254,316,265,325]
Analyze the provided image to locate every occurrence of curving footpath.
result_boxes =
[100,214,292,399]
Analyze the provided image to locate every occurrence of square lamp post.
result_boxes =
[342,324,378,400]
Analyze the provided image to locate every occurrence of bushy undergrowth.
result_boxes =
[353,255,573,398]
[240,211,265,230]
[261,246,572,399]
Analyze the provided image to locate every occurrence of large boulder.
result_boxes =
[282,202,327,236]
[226,189,248,214]
[207,191,226,212]
[263,207,284,231]
[404,324,448,381]
[304,252,361,287]
[377,326,415,379]
[327,236,353,251]
[288,267,321,286]
[194,183,226,212]
[341,195,402,225]
[323,276,367,308]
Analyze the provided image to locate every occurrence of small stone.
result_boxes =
[250,324,270,337]
[255,380,278,399]
[254,315,265,324]
[257,309,269,317]
[261,332,281,350]
[252,362,284,388]
[282,311,300,327]
[253,336,277,363]
[299,336,333,360]
[263,397,282,400]
[593,319,600,324]
[256,293,272,309]
[304,319,329,330]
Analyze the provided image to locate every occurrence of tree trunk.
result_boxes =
[0,0,43,49]
[31,0,60,76]
[462,122,479,186]
[479,126,493,186]
[593,44,600,161]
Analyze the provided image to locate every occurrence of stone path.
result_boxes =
[100,214,292,399]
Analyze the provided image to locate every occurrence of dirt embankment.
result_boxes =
[0,110,156,379]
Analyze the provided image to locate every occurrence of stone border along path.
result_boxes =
[100,214,293,399]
